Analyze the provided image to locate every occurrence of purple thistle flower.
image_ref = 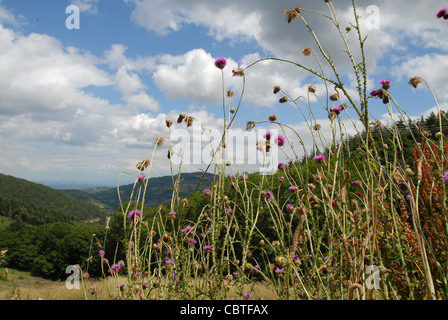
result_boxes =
[289,186,296,192]
[225,208,232,214]
[169,211,176,217]
[203,189,212,197]
[165,258,174,266]
[275,135,286,147]
[243,291,252,299]
[436,7,448,18]
[204,245,212,253]
[215,57,227,69]
[262,190,274,201]
[127,210,141,221]
[380,79,392,90]
[137,174,145,184]
[111,263,121,271]
[98,250,105,257]
[313,155,326,164]
[443,170,448,185]
[279,176,284,183]
[182,225,194,235]
[274,268,283,274]
[263,131,272,140]
[278,163,286,171]
[286,203,294,213]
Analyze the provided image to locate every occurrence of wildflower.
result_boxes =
[289,186,296,192]
[187,238,196,244]
[263,131,272,140]
[204,245,212,253]
[330,105,344,115]
[232,67,244,77]
[202,188,212,199]
[308,85,316,93]
[352,180,361,186]
[243,291,252,299]
[137,174,145,184]
[275,135,286,147]
[182,225,194,235]
[301,48,312,56]
[268,114,278,122]
[111,263,121,272]
[313,155,326,163]
[279,176,285,183]
[436,7,448,19]
[242,173,248,179]
[443,171,448,185]
[274,268,283,274]
[409,76,423,88]
[262,190,274,201]
[165,258,174,266]
[169,211,176,219]
[225,208,232,214]
[98,250,105,257]
[214,57,227,69]
[380,79,392,90]
[293,256,302,265]
[279,96,288,103]
[329,93,339,101]
[286,203,294,213]
[127,210,141,221]
[278,163,286,171]
[259,240,265,246]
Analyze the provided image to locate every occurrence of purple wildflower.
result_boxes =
[380,79,392,90]
[263,131,272,140]
[98,250,105,257]
[443,170,448,185]
[274,268,283,274]
[215,57,227,69]
[279,176,284,183]
[127,210,141,221]
[436,7,448,18]
[204,245,212,253]
[279,96,288,103]
[286,203,294,213]
[313,155,326,164]
[262,190,274,201]
[278,163,286,171]
[275,135,286,146]
[111,263,121,271]
[289,186,296,192]
[182,225,194,235]
[165,258,174,266]
[243,291,252,299]
[203,189,212,197]
[137,174,145,184]
[169,211,176,217]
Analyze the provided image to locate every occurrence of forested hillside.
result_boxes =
[0,173,107,226]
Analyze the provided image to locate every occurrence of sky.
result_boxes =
[0,0,447,188]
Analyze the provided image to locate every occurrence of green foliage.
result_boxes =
[0,173,107,225]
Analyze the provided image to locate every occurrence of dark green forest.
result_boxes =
[0,112,447,281]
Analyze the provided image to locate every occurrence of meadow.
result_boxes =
[2,1,448,301]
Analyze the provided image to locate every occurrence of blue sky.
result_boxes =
[0,0,447,187]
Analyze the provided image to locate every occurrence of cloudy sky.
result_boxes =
[0,0,447,187]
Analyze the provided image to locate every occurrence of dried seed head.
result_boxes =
[186,116,194,127]
[284,9,300,23]
[273,86,281,94]
[268,114,278,122]
[165,119,173,128]
[408,76,423,88]
[232,67,244,77]
[155,137,164,146]
[227,90,236,97]
[301,48,312,56]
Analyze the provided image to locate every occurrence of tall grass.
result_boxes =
[83,1,447,300]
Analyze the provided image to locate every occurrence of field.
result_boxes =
[1,2,448,301]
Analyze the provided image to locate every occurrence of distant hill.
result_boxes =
[61,172,216,211]
[0,173,107,226]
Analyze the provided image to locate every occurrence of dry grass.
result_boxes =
[0,268,278,300]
